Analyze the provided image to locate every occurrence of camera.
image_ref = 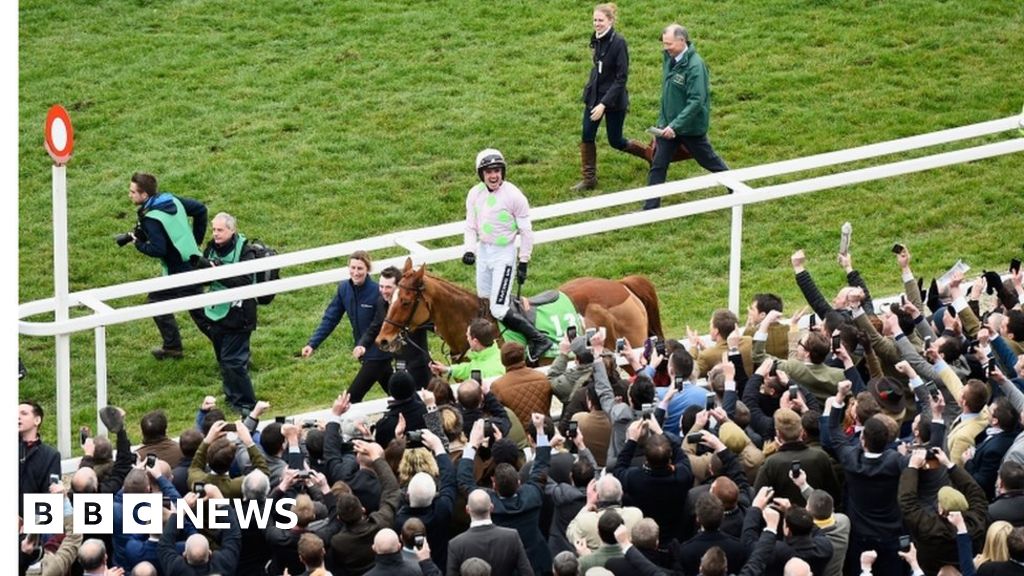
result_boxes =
[641,402,655,420]
[114,233,134,247]
[275,416,286,424]
[146,454,157,468]
[566,326,577,342]
[567,421,579,439]
[302,419,317,429]
[222,423,236,432]
[49,473,61,485]
[790,460,801,478]
[407,430,424,444]
[686,432,704,444]
[615,337,626,353]
[892,243,905,255]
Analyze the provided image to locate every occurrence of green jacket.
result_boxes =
[450,343,505,382]
[658,43,711,136]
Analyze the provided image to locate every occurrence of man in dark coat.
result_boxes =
[18,400,61,518]
[374,371,427,447]
[447,489,534,576]
[458,414,551,575]
[964,397,1019,500]
[990,460,1024,527]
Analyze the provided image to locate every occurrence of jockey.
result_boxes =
[462,148,552,363]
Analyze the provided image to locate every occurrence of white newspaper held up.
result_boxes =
[937,259,971,289]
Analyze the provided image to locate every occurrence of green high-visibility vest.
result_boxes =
[142,196,202,275]
[203,233,248,322]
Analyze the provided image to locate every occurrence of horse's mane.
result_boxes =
[422,271,477,299]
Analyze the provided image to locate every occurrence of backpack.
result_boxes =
[244,239,280,305]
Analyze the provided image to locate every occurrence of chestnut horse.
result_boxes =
[376,258,664,359]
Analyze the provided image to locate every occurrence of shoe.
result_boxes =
[151,347,183,360]
[502,310,553,365]
[624,139,653,166]
[99,406,125,434]
[570,142,598,192]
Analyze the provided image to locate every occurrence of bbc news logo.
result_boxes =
[22,494,298,534]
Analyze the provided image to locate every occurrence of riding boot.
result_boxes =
[570,142,598,192]
[501,310,553,364]
[624,139,653,166]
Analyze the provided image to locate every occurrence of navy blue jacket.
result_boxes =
[308,277,390,361]
[965,429,1017,500]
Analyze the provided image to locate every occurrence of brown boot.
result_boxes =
[624,139,653,166]
[570,142,598,191]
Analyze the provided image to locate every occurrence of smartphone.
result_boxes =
[193,482,205,495]
[686,433,704,444]
[302,419,317,429]
[790,460,801,478]
[899,535,912,552]
[988,361,997,379]
[674,375,685,391]
[471,369,483,384]
[49,473,61,485]
[482,418,495,439]
[1011,258,1022,275]
[706,393,716,411]
[615,337,626,353]
[222,423,236,432]
[566,325,578,342]
[788,385,799,400]
[926,380,940,399]
[641,402,655,420]
[655,340,666,357]
[79,426,89,446]
[770,360,779,377]
[162,497,173,509]
[414,534,426,550]
[947,304,956,317]
[275,416,286,424]
[926,447,940,460]
[643,337,654,359]
[585,327,597,347]
[831,333,841,352]
[892,243,905,255]
[808,314,816,329]
[146,454,157,468]
[567,420,578,439]
[924,336,933,350]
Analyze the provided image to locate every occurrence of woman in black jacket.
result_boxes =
[572,3,649,191]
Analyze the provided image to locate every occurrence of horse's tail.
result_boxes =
[620,275,664,340]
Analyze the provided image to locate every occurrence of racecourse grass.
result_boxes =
[18,0,1024,448]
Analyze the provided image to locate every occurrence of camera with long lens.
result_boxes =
[114,233,134,247]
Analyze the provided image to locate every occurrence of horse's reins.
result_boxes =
[383,280,461,363]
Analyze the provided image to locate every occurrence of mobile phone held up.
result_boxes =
[790,460,801,478]
[585,327,597,347]
[615,337,626,353]
[471,369,482,384]
[567,420,579,439]
[892,243,905,255]
[566,325,577,342]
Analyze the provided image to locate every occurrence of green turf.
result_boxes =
[18,0,1024,448]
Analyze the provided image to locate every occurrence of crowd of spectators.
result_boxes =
[18,243,1024,576]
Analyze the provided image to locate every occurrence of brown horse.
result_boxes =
[376,258,664,359]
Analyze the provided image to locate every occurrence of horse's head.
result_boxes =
[377,258,430,352]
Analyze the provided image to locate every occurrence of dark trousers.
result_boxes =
[643,133,729,210]
[190,309,257,412]
[347,358,393,403]
[581,107,628,149]
[845,533,909,576]
[148,284,202,350]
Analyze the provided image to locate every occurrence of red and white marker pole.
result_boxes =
[45,105,74,457]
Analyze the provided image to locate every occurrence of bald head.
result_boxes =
[184,534,211,565]
[72,467,99,493]
[467,489,493,520]
[372,528,401,555]
[784,557,812,576]
[131,561,158,576]
[78,538,107,571]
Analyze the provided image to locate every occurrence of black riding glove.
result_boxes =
[462,251,476,266]
[517,261,528,285]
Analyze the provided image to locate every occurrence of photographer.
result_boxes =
[188,212,258,415]
[124,172,207,360]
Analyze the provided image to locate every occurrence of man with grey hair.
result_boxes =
[567,474,644,551]
[552,550,579,576]
[395,430,457,568]
[77,538,111,576]
[188,211,259,415]
[447,489,533,576]
[642,23,730,210]
[158,498,241,575]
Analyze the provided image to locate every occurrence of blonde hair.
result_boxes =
[293,494,316,527]
[398,447,439,486]
[594,3,617,21]
[975,521,1013,566]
